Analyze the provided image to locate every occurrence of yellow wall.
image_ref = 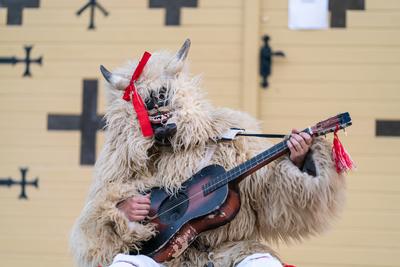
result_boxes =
[260,0,400,266]
[0,1,399,266]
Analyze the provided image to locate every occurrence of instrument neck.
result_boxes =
[202,140,288,195]
[203,128,313,195]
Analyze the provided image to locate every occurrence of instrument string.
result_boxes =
[148,118,349,220]
[148,142,288,220]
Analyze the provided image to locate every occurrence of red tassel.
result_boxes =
[123,52,154,137]
[332,126,354,174]
[284,265,296,267]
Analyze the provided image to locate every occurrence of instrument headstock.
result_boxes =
[309,112,352,137]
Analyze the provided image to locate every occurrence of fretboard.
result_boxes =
[202,140,289,195]
[201,112,352,195]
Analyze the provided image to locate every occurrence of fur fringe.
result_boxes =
[70,49,346,267]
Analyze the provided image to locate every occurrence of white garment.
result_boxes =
[109,254,163,267]
[109,253,282,267]
[236,253,283,267]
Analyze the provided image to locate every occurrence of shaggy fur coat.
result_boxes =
[70,41,346,267]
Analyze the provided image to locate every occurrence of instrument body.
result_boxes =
[139,165,241,262]
[137,112,353,263]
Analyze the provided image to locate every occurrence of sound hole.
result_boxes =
[158,191,189,224]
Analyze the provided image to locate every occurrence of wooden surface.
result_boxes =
[260,1,400,266]
[0,1,244,266]
[0,0,399,266]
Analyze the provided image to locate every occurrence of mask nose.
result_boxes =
[154,123,177,145]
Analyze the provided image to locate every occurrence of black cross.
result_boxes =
[329,0,365,28]
[376,120,400,137]
[149,0,198,26]
[47,79,106,165]
[76,0,109,30]
[0,0,39,25]
[0,46,42,77]
[0,168,39,200]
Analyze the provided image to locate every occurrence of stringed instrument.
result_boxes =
[136,112,352,262]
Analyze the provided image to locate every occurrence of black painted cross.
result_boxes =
[0,46,42,77]
[329,0,365,28]
[0,168,39,200]
[47,79,105,165]
[149,0,198,26]
[76,0,109,30]
[376,120,400,137]
[0,0,39,25]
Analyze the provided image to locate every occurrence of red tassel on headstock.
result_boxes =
[332,126,355,174]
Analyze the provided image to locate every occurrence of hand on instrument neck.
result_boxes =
[287,129,313,168]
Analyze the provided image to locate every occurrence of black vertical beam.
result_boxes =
[329,0,365,28]
[0,0,40,25]
[149,0,198,26]
[47,79,105,165]
[376,120,400,137]
[81,79,99,165]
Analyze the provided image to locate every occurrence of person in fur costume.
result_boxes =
[70,39,346,267]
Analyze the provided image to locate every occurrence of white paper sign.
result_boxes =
[289,0,329,30]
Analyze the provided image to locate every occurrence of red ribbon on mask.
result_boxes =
[123,52,154,137]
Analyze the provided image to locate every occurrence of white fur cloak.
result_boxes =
[70,41,346,267]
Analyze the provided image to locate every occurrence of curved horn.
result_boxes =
[99,65,129,90]
[100,65,112,83]
[175,38,191,62]
[165,39,191,73]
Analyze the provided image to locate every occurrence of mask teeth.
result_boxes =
[150,113,172,124]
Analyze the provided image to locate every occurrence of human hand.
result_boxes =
[117,194,151,222]
[287,129,313,168]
